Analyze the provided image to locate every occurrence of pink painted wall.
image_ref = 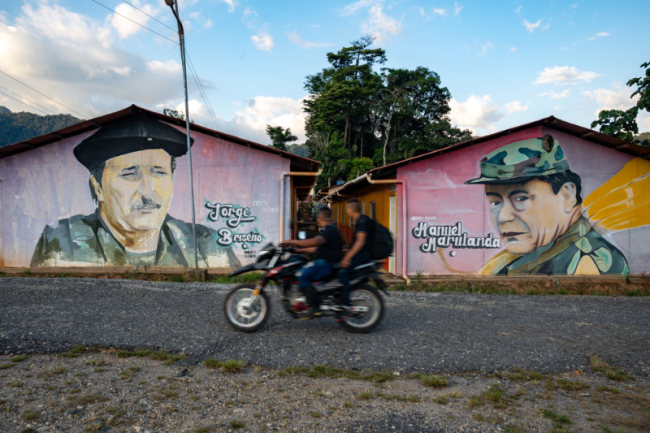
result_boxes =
[396,126,649,276]
[0,121,290,268]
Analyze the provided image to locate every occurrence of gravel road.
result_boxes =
[1,277,649,376]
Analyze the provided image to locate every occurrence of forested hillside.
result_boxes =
[0,107,80,147]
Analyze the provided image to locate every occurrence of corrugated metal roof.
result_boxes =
[369,116,650,179]
[0,104,321,172]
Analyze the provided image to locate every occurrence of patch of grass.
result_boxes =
[601,427,627,433]
[435,395,448,404]
[417,373,448,388]
[277,366,310,377]
[59,345,87,358]
[539,408,571,424]
[93,368,106,373]
[78,394,110,404]
[204,359,223,369]
[85,359,105,367]
[11,355,28,363]
[503,425,524,433]
[545,378,589,391]
[590,356,634,382]
[507,368,543,381]
[209,271,266,284]
[449,390,464,399]
[22,410,41,421]
[306,364,396,383]
[10,379,22,388]
[357,391,375,400]
[597,385,620,394]
[0,363,13,370]
[309,412,321,418]
[228,420,245,429]
[222,360,246,374]
[120,370,136,379]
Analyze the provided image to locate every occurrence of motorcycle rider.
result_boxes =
[338,198,374,316]
[281,207,344,319]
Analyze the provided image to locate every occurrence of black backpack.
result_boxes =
[369,220,394,260]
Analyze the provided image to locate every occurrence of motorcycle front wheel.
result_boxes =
[338,284,384,334]
[223,284,270,333]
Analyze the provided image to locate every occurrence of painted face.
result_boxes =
[97,149,174,233]
[484,180,577,255]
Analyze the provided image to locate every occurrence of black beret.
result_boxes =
[73,116,194,171]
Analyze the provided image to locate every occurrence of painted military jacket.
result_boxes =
[481,217,629,276]
[30,210,241,269]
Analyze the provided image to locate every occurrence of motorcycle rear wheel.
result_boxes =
[338,284,384,334]
[223,284,270,333]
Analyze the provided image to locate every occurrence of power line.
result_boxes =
[0,90,50,116]
[120,0,177,33]
[90,0,179,45]
[90,0,222,131]
[0,69,88,119]
[0,84,58,115]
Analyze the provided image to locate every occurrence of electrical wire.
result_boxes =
[120,0,177,33]
[0,90,50,116]
[90,0,222,130]
[0,69,88,119]
[90,0,179,45]
[0,84,58,114]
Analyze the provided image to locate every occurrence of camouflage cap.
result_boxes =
[465,135,570,185]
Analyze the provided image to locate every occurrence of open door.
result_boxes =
[389,195,396,274]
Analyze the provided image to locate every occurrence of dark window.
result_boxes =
[370,201,376,219]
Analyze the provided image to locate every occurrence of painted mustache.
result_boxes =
[131,196,162,211]
[502,231,526,237]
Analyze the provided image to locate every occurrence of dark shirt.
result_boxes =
[352,215,374,254]
[315,223,344,263]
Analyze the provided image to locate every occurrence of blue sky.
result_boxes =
[0,0,648,145]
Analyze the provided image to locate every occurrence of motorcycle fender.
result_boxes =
[228,263,259,278]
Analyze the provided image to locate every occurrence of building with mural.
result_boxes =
[322,116,650,278]
[0,105,320,269]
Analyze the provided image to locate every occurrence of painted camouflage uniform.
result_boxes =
[465,136,629,276]
[31,210,241,269]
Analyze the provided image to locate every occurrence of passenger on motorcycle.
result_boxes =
[338,199,374,316]
[281,208,344,320]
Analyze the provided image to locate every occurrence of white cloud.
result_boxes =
[533,66,600,85]
[542,18,552,31]
[110,2,158,39]
[522,19,541,33]
[504,101,529,114]
[361,5,403,45]
[0,3,206,119]
[226,96,307,143]
[550,89,571,99]
[204,19,213,29]
[583,86,639,115]
[432,8,447,16]
[449,95,504,131]
[510,46,517,53]
[514,6,522,13]
[251,30,274,51]
[588,32,610,40]
[478,41,493,57]
[454,3,464,15]
[340,0,375,16]
[220,0,237,13]
[286,31,333,49]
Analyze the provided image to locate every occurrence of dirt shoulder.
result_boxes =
[0,351,647,433]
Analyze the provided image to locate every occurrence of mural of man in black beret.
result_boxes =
[30,116,241,268]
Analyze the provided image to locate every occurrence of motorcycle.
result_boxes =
[223,243,387,334]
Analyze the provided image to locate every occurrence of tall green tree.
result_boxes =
[303,37,471,191]
[265,125,298,151]
[592,62,650,147]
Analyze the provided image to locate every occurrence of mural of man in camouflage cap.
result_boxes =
[30,116,241,269]
[465,135,629,276]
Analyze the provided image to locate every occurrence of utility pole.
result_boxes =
[165,0,199,269]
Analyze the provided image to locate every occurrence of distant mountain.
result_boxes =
[0,106,81,148]
[286,143,310,158]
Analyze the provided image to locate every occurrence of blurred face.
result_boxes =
[95,149,173,233]
[316,213,330,228]
[485,179,578,255]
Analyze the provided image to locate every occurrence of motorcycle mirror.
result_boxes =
[298,231,307,240]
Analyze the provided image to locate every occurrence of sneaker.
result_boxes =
[335,305,354,322]
[299,307,322,320]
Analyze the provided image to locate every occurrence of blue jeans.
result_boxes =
[337,251,371,307]
[298,259,332,307]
